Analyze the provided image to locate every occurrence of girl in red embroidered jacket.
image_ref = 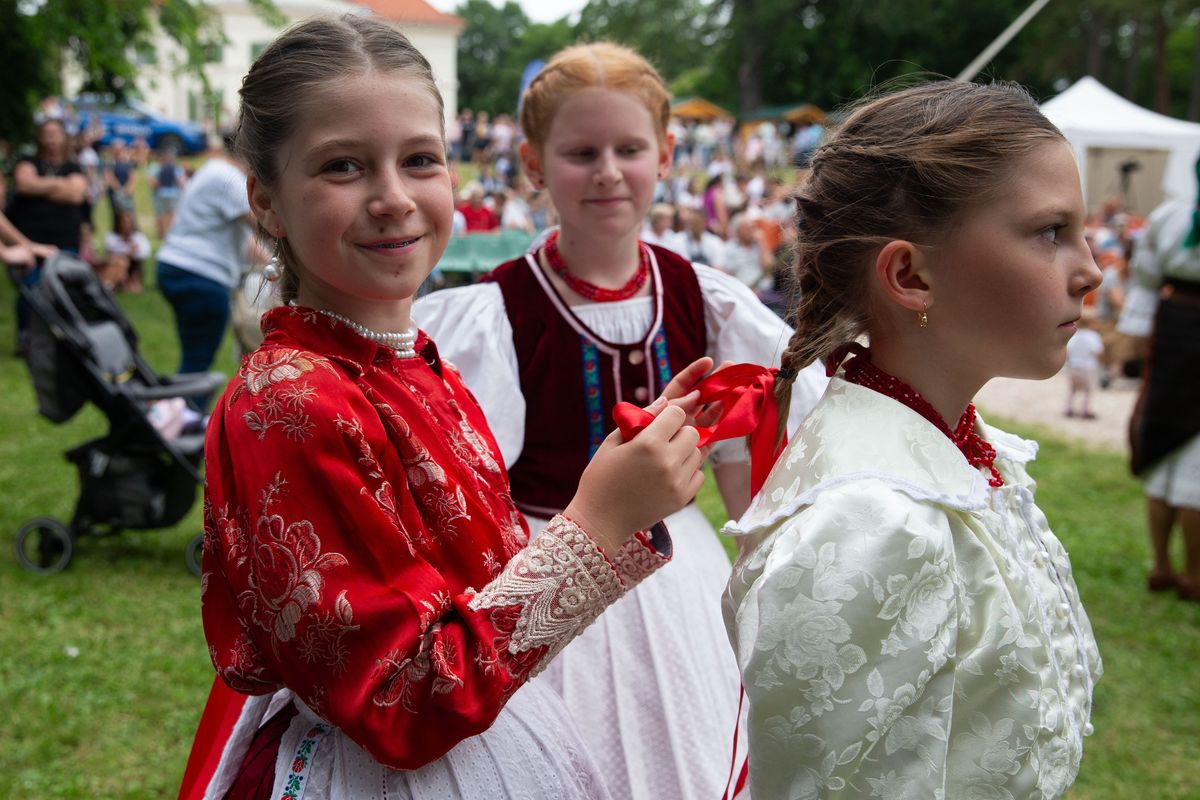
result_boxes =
[183,15,712,800]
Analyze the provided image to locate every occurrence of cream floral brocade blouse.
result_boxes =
[724,378,1101,800]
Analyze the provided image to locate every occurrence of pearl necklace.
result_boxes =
[291,302,418,358]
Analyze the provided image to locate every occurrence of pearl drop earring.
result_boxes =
[263,238,282,282]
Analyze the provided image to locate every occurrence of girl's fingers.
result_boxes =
[661,356,714,401]
[666,389,702,417]
[641,404,687,439]
[668,423,700,451]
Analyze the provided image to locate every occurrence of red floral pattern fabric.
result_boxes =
[201,306,668,771]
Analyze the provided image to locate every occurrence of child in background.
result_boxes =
[415,42,827,800]
[1064,309,1104,418]
[724,81,1103,799]
[149,150,186,239]
[182,15,711,799]
[100,208,151,292]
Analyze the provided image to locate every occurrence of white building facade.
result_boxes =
[71,0,462,137]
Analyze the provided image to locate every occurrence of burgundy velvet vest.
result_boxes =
[483,244,707,517]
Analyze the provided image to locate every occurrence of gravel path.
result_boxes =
[975,370,1140,453]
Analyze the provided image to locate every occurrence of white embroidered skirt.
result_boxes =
[266,680,612,800]
[530,502,742,800]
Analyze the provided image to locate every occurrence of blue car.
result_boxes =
[73,95,209,155]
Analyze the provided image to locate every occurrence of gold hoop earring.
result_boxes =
[918,304,929,328]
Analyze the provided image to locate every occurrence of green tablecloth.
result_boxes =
[436,230,536,274]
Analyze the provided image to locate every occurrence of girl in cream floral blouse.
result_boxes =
[724,81,1103,800]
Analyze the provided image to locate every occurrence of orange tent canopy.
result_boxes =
[671,97,733,121]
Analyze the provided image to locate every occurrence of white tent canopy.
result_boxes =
[1040,76,1200,213]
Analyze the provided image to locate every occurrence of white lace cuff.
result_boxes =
[611,521,672,588]
[467,515,624,678]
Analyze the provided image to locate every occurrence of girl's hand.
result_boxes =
[659,357,730,430]
[565,403,704,555]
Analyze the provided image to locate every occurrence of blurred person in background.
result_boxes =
[99,208,151,292]
[723,212,771,289]
[7,116,86,355]
[456,182,499,232]
[155,134,256,395]
[678,206,724,270]
[149,149,187,239]
[641,202,686,255]
[103,140,137,217]
[1128,177,1200,602]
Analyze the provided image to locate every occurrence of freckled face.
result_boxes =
[923,140,1103,384]
[249,71,453,326]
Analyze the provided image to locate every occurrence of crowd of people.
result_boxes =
[4,14,1198,800]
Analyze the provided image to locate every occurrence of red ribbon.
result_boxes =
[613,363,786,496]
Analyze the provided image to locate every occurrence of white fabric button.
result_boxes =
[628,350,645,365]
[634,386,650,402]
[1033,554,1046,568]
[1056,603,1070,619]
[1083,723,1095,736]
[1072,664,1087,679]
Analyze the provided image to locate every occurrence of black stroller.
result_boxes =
[10,253,226,575]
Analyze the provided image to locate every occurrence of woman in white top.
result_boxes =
[155,138,255,387]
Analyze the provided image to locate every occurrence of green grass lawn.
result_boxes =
[1,173,1198,798]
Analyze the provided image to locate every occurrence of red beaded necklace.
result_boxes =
[826,343,1004,487]
[543,229,651,302]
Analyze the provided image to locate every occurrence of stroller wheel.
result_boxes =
[185,533,204,577]
[14,517,74,575]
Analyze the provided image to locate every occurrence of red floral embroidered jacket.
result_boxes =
[201,306,670,769]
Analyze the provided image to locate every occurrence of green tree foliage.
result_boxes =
[574,0,719,85]
[454,0,581,115]
[452,0,1200,122]
[454,0,715,115]
[2,0,280,147]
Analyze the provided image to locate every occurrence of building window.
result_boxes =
[204,43,224,63]
[250,42,269,60]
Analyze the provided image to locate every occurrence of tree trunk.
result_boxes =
[736,0,764,117]
[1123,20,1139,99]
[1153,8,1169,113]
[1085,7,1104,77]
[1189,20,1200,120]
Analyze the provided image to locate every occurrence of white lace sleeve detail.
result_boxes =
[611,523,672,588]
[467,515,624,677]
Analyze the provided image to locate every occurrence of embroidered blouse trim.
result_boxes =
[467,515,627,677]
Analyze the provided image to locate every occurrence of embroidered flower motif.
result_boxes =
[238,474,350,657]
[373,624,464,712]
[296,589,358,672]
[879,558,957,655]
[237,349,328,396]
